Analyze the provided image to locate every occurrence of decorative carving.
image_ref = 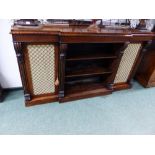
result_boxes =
[59,91,64,98]
[16,53,23,63]
[106,83,114,90]
[24,94,31,101]
[59,44,68,99]
[13,42,23,64]
[13,42,22,53]
[13,42,31,102]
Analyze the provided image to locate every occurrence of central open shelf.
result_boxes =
[60,43,124,102]
[60,82,112,102]
[61,75,112,102]
[66,61,112,78]
[66,51,117,61]
[66,43,118,61]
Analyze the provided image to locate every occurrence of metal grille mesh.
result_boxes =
[27,44,55,95]
[114,43,141,83]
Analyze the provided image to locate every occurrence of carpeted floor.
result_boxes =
[0,81,155,135]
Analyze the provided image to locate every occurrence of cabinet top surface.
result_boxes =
[11,25,155,36]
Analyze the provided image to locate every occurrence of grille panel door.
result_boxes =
[27,44,56,95]
[114,43,141,84]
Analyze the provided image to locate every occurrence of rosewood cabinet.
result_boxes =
[11,25,155,106]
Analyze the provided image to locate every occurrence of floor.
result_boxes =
[0,81,155,135]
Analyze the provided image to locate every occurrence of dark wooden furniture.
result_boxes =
[0,84,3,102]
[11,25,155,106]
[135,40,155,87]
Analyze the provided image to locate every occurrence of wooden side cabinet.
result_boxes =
[0,84,3,102]
[135,41,155,87]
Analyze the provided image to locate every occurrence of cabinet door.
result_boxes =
[114,43,142,90]
[23,43,58,106]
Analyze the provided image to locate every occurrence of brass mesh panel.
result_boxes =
[114,43,141,83]
[27,44,55,95]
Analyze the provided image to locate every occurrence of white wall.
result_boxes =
[0,19,22,88]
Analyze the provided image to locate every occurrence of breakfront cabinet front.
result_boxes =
[11,25,155,106]
[13,42,59,106]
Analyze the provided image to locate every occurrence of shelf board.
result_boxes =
[66,51,117,61]
[66,66,112,78]
[60,82,112,103]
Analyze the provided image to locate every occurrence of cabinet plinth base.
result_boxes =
[59,87,112,103]
[113,83,131,91]
[25,95,58,107]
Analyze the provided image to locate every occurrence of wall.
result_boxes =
[0,19,22,88]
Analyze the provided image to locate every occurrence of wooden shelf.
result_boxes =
[60,82,112,102]
[66,82,105,93]
[66,51,117,61]
[65,75,107,85]
[61,43,124,103]
[66,65,112,78]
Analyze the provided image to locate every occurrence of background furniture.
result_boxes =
[0,84,3,102]
[135,41,155,87]
[11,24,155,106]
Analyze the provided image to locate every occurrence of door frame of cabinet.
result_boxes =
[113,41,152,91]
[13,41,59,106]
